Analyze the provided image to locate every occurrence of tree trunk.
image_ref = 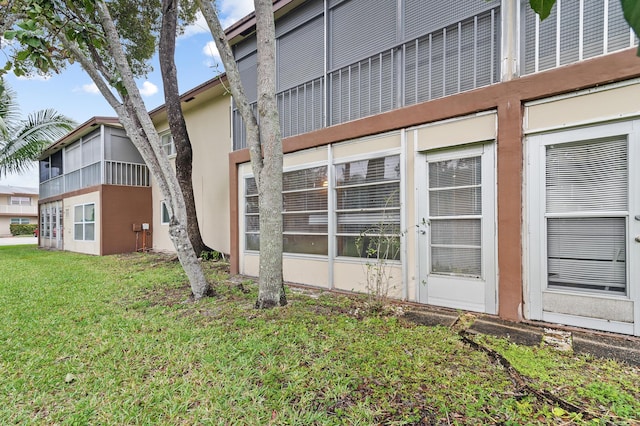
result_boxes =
[159,0,212,257]
[92,1,212,300]
[254,0,286,308]
[198,0,286,308]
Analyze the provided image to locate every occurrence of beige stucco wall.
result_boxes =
[525,80,640,132]
[333,131,401,160]
[414,112,497,151]
[0,217,10,237]
[152,92,232,255]
[62,191,101,255]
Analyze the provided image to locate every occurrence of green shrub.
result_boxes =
[10,224,37,236]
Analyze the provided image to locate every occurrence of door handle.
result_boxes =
[636,236,640,243]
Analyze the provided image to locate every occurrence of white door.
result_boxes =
[418,144,496,314]
[526,120,640,335]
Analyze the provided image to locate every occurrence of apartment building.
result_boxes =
[221,0,640,335]
[37,117,152,254]
[0,185,38,237]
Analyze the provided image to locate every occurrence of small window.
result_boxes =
[74,203,95,241]
[161,201,171,225]
[160,133,176,157]
[10,196,31,205]
[10,218,30,224]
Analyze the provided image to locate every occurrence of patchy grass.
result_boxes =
[0,246,638,425]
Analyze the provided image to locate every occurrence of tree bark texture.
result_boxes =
[159,0,212,257]
[90,1,211,300]
[198,0,286,308]
[254,0,286,308]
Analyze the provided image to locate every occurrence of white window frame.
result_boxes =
[525,120,639,329]
[160,201,171,225]
[73,203,95,241]
[160,132,177,157]
[10,196,31,206]
[334,153,402,260]
[10,218,30,224]
[243,162,330,256]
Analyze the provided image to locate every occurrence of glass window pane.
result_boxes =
[283,190,327,212]
[84,204,95,222]
[429,156,481,189]
[337,235,400,260]
[85,223,95,241]
[74,205,83,222]
[161,202,171,224]
[547,217,626,293]
[283,234,328,255]
[246,234,260,251]
[74,224,83,240]
[431,247,481,276]
[546,137,627,213]
[429,187,481,216]
[283,213,327,233]
[431,219,481,246]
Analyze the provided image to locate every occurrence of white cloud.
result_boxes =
[139,81,158,97]
[181,12,209,38]
[218,0,255,28]
[202,40,221,60]
[80,82,100,94]
[180,0,254,40]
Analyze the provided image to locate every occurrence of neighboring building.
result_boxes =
[0,185,38,237]
[149,77,232,255]
[37,117,152,255]
[219,0,640,336]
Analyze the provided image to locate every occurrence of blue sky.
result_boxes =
[0,0,254,188]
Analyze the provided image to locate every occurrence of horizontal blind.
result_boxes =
[545,137,628,295]
[546,137,628,213]
[335,155,401,258]
[548,218,626,292]
[429,155,482,277]
[275,0,323,37]
[238,53,258,104]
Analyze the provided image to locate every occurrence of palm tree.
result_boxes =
[0,79,76,177]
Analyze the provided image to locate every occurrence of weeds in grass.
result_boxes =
[0,246,638,424]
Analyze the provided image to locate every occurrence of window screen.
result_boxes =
[335,155,401,259]
[429,156,482,277]
[545,136,628,294]
[245,166,328,255]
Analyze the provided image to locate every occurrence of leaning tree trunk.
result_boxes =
[91,1,211,299]
[159,0,212,256]
[254,0,286,308]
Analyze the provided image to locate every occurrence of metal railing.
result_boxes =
[0,204,37,215]
[521,0,638,75]
[105,160,150,186]
[233,7,500,150]
[39,161,150,199]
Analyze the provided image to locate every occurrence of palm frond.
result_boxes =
[0,79,77,178]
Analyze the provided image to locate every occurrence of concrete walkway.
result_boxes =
[0,236,37,246]
[404,305,640,366]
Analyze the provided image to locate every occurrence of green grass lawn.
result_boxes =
[0,246,638,425]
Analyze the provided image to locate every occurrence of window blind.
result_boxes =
[429,156,482,277]
[545,137,628,294]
